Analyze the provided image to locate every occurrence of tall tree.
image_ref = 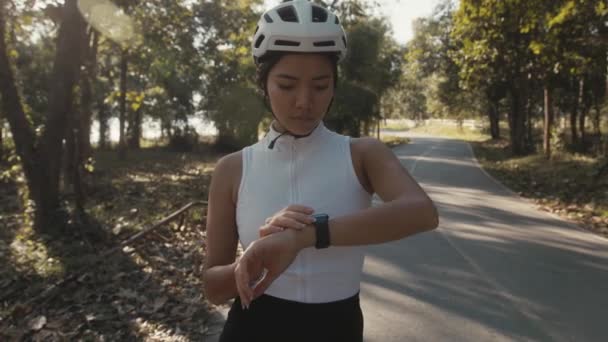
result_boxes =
[0,0,87,232]
[453,0,537,154]
[330,17,401,136]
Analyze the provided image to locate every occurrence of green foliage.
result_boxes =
[398,0,479,122]
[211,85,266,149]
[332,16,401,134]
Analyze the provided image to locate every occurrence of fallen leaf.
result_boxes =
[152,296,168,312]
[32,329,55,342]
[28,315,47,331]
[117,288,139,300]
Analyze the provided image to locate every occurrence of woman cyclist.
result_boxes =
[203,1,439,341]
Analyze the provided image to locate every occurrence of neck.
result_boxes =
[271,120,320,137]
[271,121,287,134]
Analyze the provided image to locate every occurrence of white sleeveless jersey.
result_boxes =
[236,122,372,303]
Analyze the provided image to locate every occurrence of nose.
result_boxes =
[295,86,313,111]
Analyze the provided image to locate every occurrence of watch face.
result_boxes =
[312,213,328,221]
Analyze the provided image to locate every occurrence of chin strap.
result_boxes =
[267,122,314,149]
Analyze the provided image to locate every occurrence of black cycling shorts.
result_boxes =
[219,292,364,342]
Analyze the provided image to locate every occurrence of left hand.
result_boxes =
[259,205,315,238]
[234,229,302,308]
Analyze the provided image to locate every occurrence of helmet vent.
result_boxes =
[313,41,335,47]
[255,34,266,48]
[275,40,301,47]
[277,6,299,22]
[335,16,340,25]
[264,14,274,23]
[312,6,328,22]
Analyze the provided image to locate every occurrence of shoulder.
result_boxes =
[211,150,243,203]
[348,137,392,194]
[350,136,389,158]
[214,150,243,175]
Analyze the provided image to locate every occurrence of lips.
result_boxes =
[291,116,314,121]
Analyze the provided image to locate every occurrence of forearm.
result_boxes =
[296,197,438,249]
[203,262,239,305]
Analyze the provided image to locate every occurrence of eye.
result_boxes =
[314,85,329,91]
[278,84,294,90]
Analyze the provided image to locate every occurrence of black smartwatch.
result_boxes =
[312,213,330,249]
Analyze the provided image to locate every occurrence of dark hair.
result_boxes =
[255,52,339,100]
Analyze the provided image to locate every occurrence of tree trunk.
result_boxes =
[79,29,98,160]
[543,86,553,159]
[508,83,527,155]
[362,119,370,137]
[98,52,115,149]
[525,95,533,152]
[0,0,86,233]
[579,79,588,152]
[570,79,580,147]
[118,50,128,160]
[579,110,588,152]
[488,98,500,140]
[98,105,109,149]
[0,114,4,160]
[128,106,142,149]
[66,122,85,215]
[593,103,601,136]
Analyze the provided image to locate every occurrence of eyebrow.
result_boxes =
[275,73,331,81]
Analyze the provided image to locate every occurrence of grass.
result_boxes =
[381,120,413,131]
[471,139,608,234]
[380,135,411,148]
[407,124,489,142]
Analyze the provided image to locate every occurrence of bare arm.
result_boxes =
[203,152,242,305]
[293,137,439,249]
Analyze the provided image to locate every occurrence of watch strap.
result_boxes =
[312,213,330,249]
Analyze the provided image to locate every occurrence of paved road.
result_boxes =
[205,133,608,341]
[362,133,608,342]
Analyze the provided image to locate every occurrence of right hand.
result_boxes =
[235,228,304,308]
[258,205,315,238]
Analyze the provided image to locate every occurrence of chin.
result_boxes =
[287,119,319,135]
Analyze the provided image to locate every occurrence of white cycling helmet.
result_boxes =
[252,0,348,65]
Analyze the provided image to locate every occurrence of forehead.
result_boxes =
[269,54,334,78]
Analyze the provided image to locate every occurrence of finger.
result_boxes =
[283,211,316,225]
[252,270,278,300]
[235,263,250,309]
[259,225,284,237]
[285,205,314,214]
[234,263,247,309]
[236,259,253,308]
[272,216,307,230]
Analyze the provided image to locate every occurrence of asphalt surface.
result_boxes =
[205,132,608,342]
[362,132,608,342]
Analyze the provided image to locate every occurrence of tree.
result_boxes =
[0,0,87,232]
[194,0,265,148]
[329,16,401,136]
[453,0,538,154]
